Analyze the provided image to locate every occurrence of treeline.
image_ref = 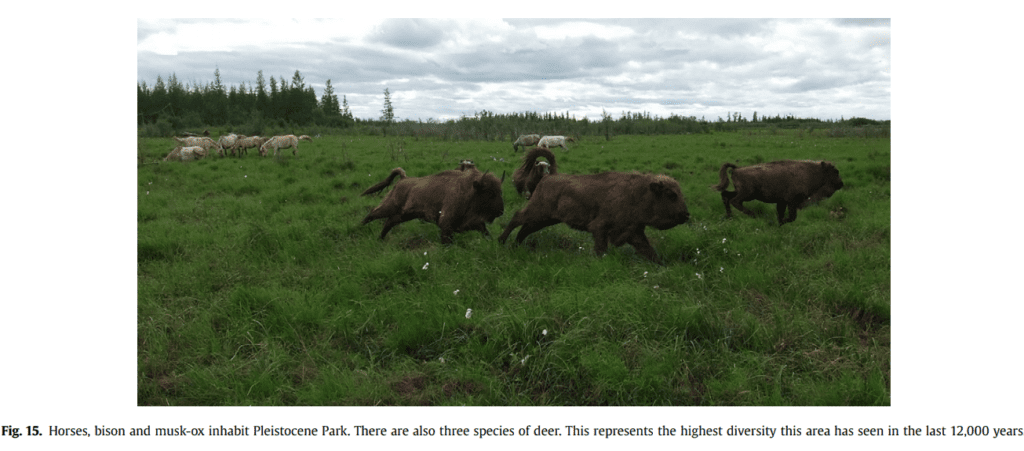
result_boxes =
[137,69,353,137]
[138,70,889,140]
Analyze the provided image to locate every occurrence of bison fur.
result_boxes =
[711,160,844,225]
[499,172,690,264]
[361,168,506,244]
[512,147,557,198]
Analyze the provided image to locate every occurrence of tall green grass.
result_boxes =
[138,130,890,405]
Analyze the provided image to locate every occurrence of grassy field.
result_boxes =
[137,130,890,406]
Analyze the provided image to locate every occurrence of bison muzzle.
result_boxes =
[361,167,505,244]
[711,160,844,225]
[498,172,690,264]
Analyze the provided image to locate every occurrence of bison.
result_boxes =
[711,160,844,225]
[361,167,506,244]
[512,147,558,198]
[512,134,541,152]
[498,172,690,264]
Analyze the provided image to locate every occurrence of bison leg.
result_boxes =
[379,215,406,239]
[776,203,799,225]
[498,209,531,244]
[590,228,610,257]
[476,224,490,237]
[626,231,663,265]
[514,220,559,244]
[720,191,736,218]
[439,227,455,245]
[728,192,758,218]
[497,217,521,244]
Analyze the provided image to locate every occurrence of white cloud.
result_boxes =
[137,18,890,121]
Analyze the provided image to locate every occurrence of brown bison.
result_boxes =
[513,147,558,198]
[711,160,844,225]
[361,167,506,244]
[512,134,541,152]
[498,172,690,264]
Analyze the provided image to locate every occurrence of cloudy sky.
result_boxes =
[137,18,889,123]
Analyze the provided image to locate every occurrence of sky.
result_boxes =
[137,18,890,123]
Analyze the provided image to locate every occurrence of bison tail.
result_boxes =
[710,163,738,191]
[361,168,407,196]
[523,147,557,172]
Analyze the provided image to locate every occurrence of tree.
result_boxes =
[255,70,268,113]
[320,79,340,117]
[341,95,352,120]
[381,87,394,135]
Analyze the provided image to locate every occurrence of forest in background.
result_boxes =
[137,70,890,141]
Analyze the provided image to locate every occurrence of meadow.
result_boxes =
[137,129,890,406]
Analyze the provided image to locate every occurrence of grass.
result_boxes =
[138,130,890,405]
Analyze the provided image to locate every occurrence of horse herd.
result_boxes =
[361,137,845,264]
[163,133,314,161]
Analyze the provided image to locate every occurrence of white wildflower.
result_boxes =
[465,308,473,319]
[521,355,530,364]
[453,289,460,296]
[722,238,727,244]
[696,273,702,280]
[542,329,548,336]
[720,267,724,273]
[422,262,429,270]
[653,285,659,289]
[439,357,445,363]
[424,251,427,256]
[146,191,149,195]
[643,271,648,278]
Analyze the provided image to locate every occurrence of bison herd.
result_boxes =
[162,132,845,263]
[362,137,845,264]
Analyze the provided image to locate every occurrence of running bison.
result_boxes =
[512,134,541,152]
[361,168,506,244]
[499,172,690,264]
[513,147,558,198]
[711,160,844,225]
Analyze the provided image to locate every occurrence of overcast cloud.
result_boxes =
[137,18,890,122]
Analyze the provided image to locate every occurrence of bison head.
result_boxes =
[646,176,690,230]
[469,172,505,223]
[803,161,845,206]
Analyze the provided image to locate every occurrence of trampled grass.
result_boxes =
[138,130,890,405]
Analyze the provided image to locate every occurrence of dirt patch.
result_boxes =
[442,379,483,397]
[401,236,433,250]
[393,375,430,405]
